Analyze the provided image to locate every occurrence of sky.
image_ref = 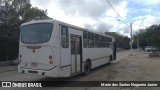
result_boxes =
[31,0,160,37]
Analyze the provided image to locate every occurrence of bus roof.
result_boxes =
[21,19,115,39]
[21,19,53,26]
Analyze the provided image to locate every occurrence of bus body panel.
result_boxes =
[19,46,54,70]
[19,22,57,73]
[69,27,83,75]
[18,65,60,77]
[83,48,111,69]
[18,19,115,77]
[60,26,83,76]
[50,22,60,67]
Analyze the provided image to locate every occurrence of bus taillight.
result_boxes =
[19,54,22,62]
[32,49,35,53]
[49,55,52,59]
[20,54,22,58]
[49,60,53,64]
[49,55,53,64]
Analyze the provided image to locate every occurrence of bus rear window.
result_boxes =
[21,23,53,44]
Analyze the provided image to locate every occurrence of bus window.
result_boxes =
[105,37,109,47]
[21,23,53,44]
[91,33,94,48]
[88,32,94,48]
[101,36,105,48]
[98,35,101,48]
[83,31,88,48]
[61,25,69,48]
[95,34,99,48]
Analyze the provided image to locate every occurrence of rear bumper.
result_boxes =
[18,66,60,77]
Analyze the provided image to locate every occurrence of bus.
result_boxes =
[18,19,116,77]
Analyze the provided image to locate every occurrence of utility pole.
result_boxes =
[137,35,139,50]
[117,19,133,55]
[130,23,133,56]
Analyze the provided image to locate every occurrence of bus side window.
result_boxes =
[95,34,99,48]
[106,37,109,47]
[98,35,101,48]
[101,36,105,48]
[83,31,88,48]
[88,32,92,48]
[91,33,94,48]
[61,25,69,48]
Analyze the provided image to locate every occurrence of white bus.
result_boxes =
[18,19,116,77]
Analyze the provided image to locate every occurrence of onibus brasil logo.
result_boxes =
[2,82,42,87]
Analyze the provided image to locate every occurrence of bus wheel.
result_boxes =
[83,61,91,76]
[107,55,112,65]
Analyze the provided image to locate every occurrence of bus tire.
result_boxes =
[83,61,91,76]
[107,55,112,65]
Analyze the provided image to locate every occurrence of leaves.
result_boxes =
[105,32,130,50]
[133,24,160,50]
[0,0,50,61]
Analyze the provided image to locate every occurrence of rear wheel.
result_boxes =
[83,61,91,76]
[107,55,112,65]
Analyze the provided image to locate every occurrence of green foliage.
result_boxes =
[133,25,160,50]
[105,32,130,50]
[0,0,50,61]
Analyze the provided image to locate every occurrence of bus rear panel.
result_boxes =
[18,21,60,77]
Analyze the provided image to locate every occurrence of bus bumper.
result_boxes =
[18,66,60,77]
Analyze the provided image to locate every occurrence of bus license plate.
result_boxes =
[31,63,37,67]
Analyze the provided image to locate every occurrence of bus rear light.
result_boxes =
[32,49,35,53]
[49,60,53,64]
[19,54,22,62]
[20,54,22,58]
[49,55,53,64]
[49,55,52,59]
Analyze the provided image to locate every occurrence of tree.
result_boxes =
[133,24,160,50]
[105,32,130,50]
[0,0,50,61]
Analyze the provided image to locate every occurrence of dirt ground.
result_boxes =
[108,51,160,81]
[64,50,160,90]
[70,50,160,81]
[37,50,160,90]
[1,50,160,90]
